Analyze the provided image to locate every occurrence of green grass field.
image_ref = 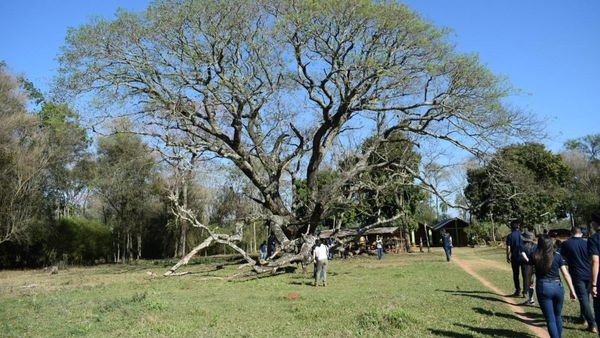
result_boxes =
[0,247,593,337]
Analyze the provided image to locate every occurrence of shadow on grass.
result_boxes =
[454,323,535,337]
[438,289,499,295]
[473,307,546,326]
[427,328,474,337]
[440,289,514,305]
[289,281,314,286]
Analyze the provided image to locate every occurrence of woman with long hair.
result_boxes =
[527,235,577,338]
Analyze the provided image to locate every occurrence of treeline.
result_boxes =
[465,140,600,242]
[0,64,266,268]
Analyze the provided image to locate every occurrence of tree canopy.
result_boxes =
[465,143,572,227]
[58,0,534,274]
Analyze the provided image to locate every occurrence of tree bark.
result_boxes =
[137,232,142,260]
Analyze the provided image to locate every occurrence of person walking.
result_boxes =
[561,226,597,332]
[520,231,537,305]
[312,239,329,287]
[525,235,577,338]
[524,235,577,338]
[441,230,453,262]
[376,236,384,260]
[587,212,600,335]
[506,220,524,297]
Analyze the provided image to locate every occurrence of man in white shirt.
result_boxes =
[312,239,329,287]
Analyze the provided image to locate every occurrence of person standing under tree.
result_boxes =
[312,239,329,287]
[561,226,596,332]
[506,220,524,297]
[259,241,267,261]
[442,229,452,262]
[376,236,384,260]
[587,212,600,335]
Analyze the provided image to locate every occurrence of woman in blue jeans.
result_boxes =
[524,236,577,338]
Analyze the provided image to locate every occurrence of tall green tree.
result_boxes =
[95,121,158,262]
[59,0,535,275]
[0,64,49,246]
[562,135,600,226]
[38,102,91,218]
[465,143,572,227]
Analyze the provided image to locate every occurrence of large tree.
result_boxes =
[465,143,572,228]
[0,64,50,245]
[58,0,534,276]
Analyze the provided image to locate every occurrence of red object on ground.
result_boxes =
[287,292,301,299]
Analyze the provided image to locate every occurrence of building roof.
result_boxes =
[363,227,400,235]
[430,218,470,231]
[319,226,401,238]
[319,229,358,239]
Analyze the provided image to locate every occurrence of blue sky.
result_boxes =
[1,0,599,151]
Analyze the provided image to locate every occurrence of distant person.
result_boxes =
[312,239,329,287]
[376,236,384,260]
[561,226,596,332]
[441,230,452,262]
[587,212,600,334]
[328,238,335,260]
[259,241,267,261]
[506,220,524,297]
[525,235,577,338]
[268,235,276,257]
[520,231,537,305]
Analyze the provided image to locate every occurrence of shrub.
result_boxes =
[53,217,112,265]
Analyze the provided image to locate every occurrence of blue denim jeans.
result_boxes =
[444,246,452,261]
[572,279,595,329]
[536,279,565,338]
[377,247,383,260]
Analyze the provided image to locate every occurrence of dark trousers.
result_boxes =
[377,247,383,260]
[572,279,595,329]
[593,290,600,334]
[511,259,523,293]
[537,280,565,338]
[444,246,452,261]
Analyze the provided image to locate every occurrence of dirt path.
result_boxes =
[453,256,550,338]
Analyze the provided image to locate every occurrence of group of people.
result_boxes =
[505,212,600,338]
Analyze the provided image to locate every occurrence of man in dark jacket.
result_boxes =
[561,227,596,332]
[506,220,524,297]
[441,230,453,262]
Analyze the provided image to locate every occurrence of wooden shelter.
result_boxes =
[429,218,470,247]
[319,226,408,253]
